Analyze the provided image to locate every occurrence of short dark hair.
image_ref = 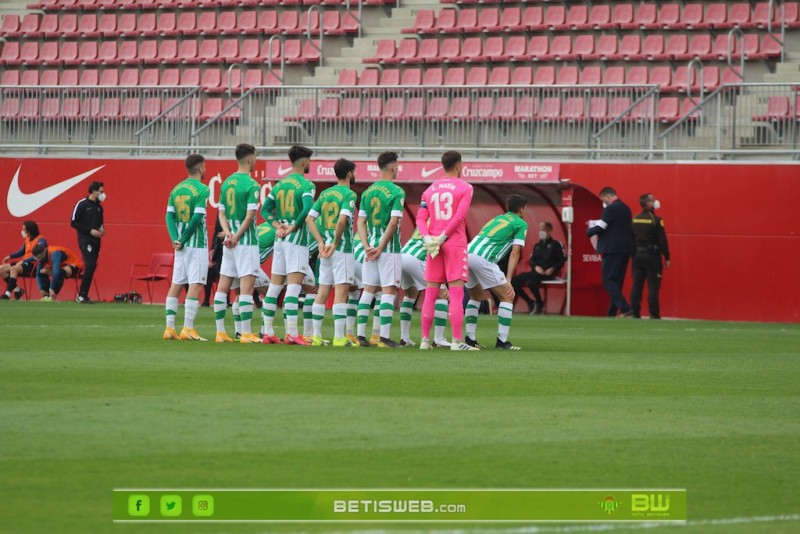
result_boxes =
[88,181,104,194]
[235,143,256,162]
[541,221,554,232]
[185,154,205,173]
[441,150,462,172]
[639,193,653,208]
[599,186,617,197]
[22,220,39,238]
[506,194,527,213]
[288,145,313,163]
[377,151,398,170]
[333,158,356,181]
[31,243,46,257]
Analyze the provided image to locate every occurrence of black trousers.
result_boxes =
[511,271,555,307]
[630,252,663,318]
[78,236,100,297]
[601,253,631,316]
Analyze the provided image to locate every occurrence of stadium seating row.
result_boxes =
[366,33,782,65]
[404,3,800,35]
[338,64,742,93]
[0,10,359,39]
[752,95,800,121]
[0,67,281,92]
[0,38,321,66]
[27,0,389,11]
[287,94,705,124]
[0,95,239,122]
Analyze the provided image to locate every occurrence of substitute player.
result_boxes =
[356,152,406,348]
[415,150,477,351]
[464,194,528,351]
[260,145,316,345]
[1,221,46,300]
[306,158,358,347]
[399,229,450,347]
[163,154,210,341]
[213,143,262,344]
[30,243,82,301]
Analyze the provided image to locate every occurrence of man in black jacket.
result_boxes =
[511,221,566,314]
[586,186,634,317]
[630,193,671,319]
[70,181,105,304]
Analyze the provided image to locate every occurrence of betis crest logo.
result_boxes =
[598,495,621,515]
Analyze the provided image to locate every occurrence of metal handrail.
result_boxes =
[727,28,745,82]
[226,64,245,97]
[189,87,256,139]
[591,85,661,140]
[307,5,324,68]
[687,58,705,104]
[267,34,286,84]
[766,0,787,62]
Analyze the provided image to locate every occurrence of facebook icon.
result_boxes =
[128,495,150,516]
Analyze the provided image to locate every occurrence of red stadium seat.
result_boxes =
[698,3,728,29]
[59,14,78,37]
[177,12,198,35]
[456,8,478,33]
[21,70,39,86]
[565,5,588,29]
[138,12,156,36]
[639,35,665,61]
[650,66,673,91]
[727,3,752,27]
[404,9,434,34]
[118,13,137,36]
[60,69,79,86]
[120,97,141,121]
[180,68,200,86]
[589,5,611,29]
[39,41,59,65]
[120,68,139,86]
[626,3,656,30]
[1,14,21,36]
[404,97,426,121]
[585,34,617,61]
[365,39,395,64]
[466,66,488,86]
[438,38,460,63]
[589,97,609,121]
[161,68,180,86]
[218,39,239,63]
[609,4,634,28]
[656,97,680,123]
[665,35,688,60]
[488,66,510,86]
[96,40,119,65]
[99,69,119,86]
[743,3,773,29]
[278,11,299,34]
[138,40,158,64]
[380,97,404,121]
[425,97,449,120]
[500,7,521,31]
[201,68,222,92]
[217,11,237,34]
[448,97,471,121]
[616,34,641,60]
[556,65,579,85]
[680,3,706,28]
[401,68,422,87]
[358,68,379,87]
[480,36,505,62]
[407,38,435,64]
[544,5,566,30]
[1,69,20,85]
[603,66,625,86]
[525,36,549,61]
[422,67,443,86]
[511,66,533,86]
[627,66,649,86]
[533,65,555,86]
[59,42,79,66]
[579,66,602,86]
[493,97,516,121]
[141,68,160,86]
[549,35,572,61]
[517,96,538,120]
[378,68,399,87]
[562,97,585,121]
[431,8,456,34]
[444,67,465,86]
[480,7,500,31]
[460,37,483,62]
[752,96,791,121]
[156,12,178,36]
[570,35,594,60]
[659,4,681,29]
[198,40,220,63]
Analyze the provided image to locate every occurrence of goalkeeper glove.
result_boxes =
[423,235,441,258]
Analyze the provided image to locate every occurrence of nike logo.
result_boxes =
[7,165,105,217]
[277,165,292,175]
[421,166,440,179]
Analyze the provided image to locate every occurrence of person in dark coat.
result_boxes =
[586,186,634,317]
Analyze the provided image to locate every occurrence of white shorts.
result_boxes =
[220,244,261,279]
[171,247,209,285]
[354,260,363,289]
[466,253,507,290]
[363,252,402,288]
[401,254,426,291]
[272,240,309,277]
[319,251,355,286]
[232,267,270,290]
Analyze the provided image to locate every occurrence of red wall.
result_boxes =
[1,158,798,323]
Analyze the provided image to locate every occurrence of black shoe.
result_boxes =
[76,295,94,304]
[357,336,372,348]
[0,294,9,300]
[495,338,521,351]
[650,316,661,320]
[235,332,241,339]
[466,337,484,349]
[533,302,544,315]
[13,288,24,300]
[620,309,634,318]
[378,337,399,348]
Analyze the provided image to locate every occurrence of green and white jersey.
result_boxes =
[467,212,528,263]
[353,234,366,263]
[264,172,316,246]
[166,177,209,249]
[307,227,319,255]
[358,180,405,253]
[308,185,357,254]
[402,228,427,261]
[219,172,259,246]
[256,222,275,264]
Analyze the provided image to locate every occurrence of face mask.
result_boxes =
[653,200,661,210]
[21,231,27,239]
[602,202,608,208]
[98,192,107,202]
[538,231,548,240]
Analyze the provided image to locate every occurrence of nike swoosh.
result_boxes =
[277,165,292,175]
[7,165,105,217]
[421,166,440,179]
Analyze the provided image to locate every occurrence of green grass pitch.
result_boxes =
[1,302,798,533]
